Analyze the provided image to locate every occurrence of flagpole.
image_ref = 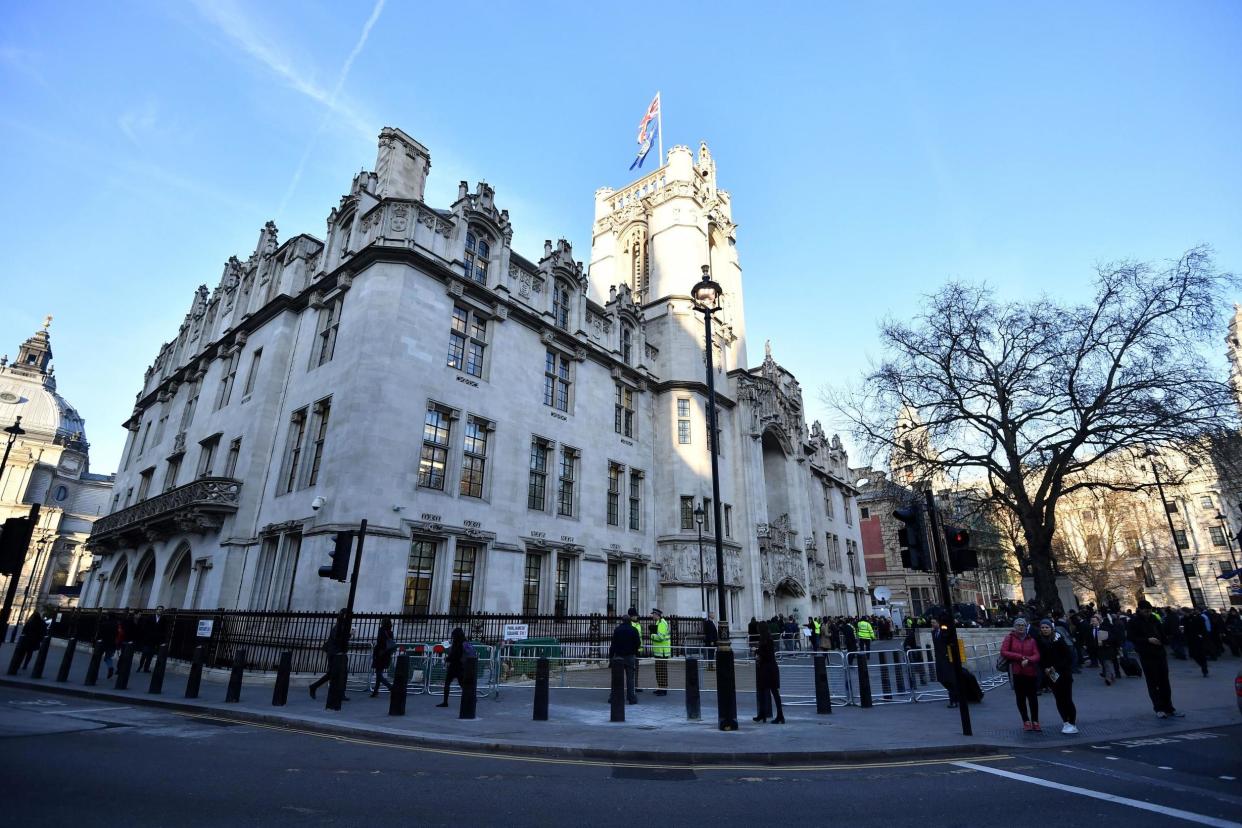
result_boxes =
[657,91,663,168]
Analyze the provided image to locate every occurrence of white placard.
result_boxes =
[502,623,529,641]
[196,619,214,638]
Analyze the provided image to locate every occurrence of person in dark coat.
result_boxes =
[1087,613,1118,685]
[1035,618,1078,734]
[309,608,351,701]
[839,620,857,652]
[753,627,784,723]
[1128,600,1179,718]
[1182,607,1210,677]
[17,610,47,670]
[702,613,719,671]
[370,617,395,697]
[437,627,468,707]
[931,615,959,708]
[608,614,641,704]
[98,612,120,679]
[138,606,169,672]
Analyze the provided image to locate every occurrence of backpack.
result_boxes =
[463,641,477,659]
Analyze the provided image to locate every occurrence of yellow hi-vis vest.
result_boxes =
[651,618,671,657]
[857,620,875,640]
[631,620,643,650]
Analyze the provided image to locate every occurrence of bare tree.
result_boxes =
[831,246,1236,608]
[1054,488,1144,607]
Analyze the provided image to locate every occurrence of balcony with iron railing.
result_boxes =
[88,476,242,552]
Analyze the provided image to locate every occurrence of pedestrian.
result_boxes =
[1001,617,1042,732]
[752,626,785,724]
[702,612,718,671]
[931,614,959,708]
[806,616,821,651]
[840,619,857,652]
[1127,600,1181,719]
[1226,608,1242,658]
[608,613,640,705]
[436,627,469,707]
[856,616,875,652]
[747,617,759,653]
[16,610,47,671]
[98,612,120,679]
[370,617,396,697]
[650,608,670,695]
[1088,614,1117,686]
[1036,619,1078,734]
[309,608,350,702]
[1182,607,1209,678]
[630,608,645,691]
[138,606,168,672]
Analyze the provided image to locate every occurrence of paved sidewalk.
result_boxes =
[3,640,1238,763]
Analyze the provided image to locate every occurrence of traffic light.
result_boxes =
[0,516,35,576]
[944,526,977,572]
[894,504,932,571]
[318,531,354,581]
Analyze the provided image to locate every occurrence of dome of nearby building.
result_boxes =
[0,320,89,449]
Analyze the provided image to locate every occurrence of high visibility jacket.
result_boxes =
[631,621,644,651]
[812,620,821,635]
[651,618,671,657]
[857,620,876,640]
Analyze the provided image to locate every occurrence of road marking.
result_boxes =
[39,706,132,716]
[1160,766,1173,770]
[1223,777,1237,782]
[174,711,1011,772]
[954,761,1242,828]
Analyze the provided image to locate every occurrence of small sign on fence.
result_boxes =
[502,623,529,641]
[196,619,214,638]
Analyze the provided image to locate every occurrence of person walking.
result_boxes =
[650,608,671,696]
[309,608,350,701]
[137,606,168,673]
[1128,600,1181,718]
[840,619,857,653]
[753,626,785,724]
[16,610,46,671]
[807,616,821,651]
[98,612,120,680]
[1183,607,1210,677]
[370,618,396,697]
[1001,618,1042,732]
[856,617,875,652]
[702,612,718,671]
[608,613,641,705]
[1088,614,1118,685]
[1036,619,1078,734]
[436,627,469,708]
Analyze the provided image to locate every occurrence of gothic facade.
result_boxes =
[83,127,868,623]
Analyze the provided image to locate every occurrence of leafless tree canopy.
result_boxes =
[831,246,1237,607]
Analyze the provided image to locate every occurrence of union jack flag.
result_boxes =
[630,93,661,170]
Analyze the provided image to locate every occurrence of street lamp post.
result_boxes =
[694,503,706,613]
[1144,450,1200,608]
[1216,513,1241,574]
[0,416,25,489]
[846,547,861,615]
[691,265,738,731]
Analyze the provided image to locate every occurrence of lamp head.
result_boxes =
[693,503,704,526]
[4,416,24,437]
[691,265,723,309]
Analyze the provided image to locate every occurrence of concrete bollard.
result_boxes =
[855,652,873,709]
[5,633,27,675]
[84,641,103,686]
[458,656,478,720]
[56,638,78,683]
[185,645,205,698]
[225,648,247,702]
[272,651,292,706]
[685,657,701,721]
[114,642,136,690]
[325,653,348,711]
[609,658,626,722]
[813,654,833,714]
[148,644,169,694]
[31,637,52,678]
[533,657,549,721]
[389,653,409,716]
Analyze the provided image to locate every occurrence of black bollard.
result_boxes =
[185,645,204,699]
[272,650,292,706]
[878,651,893,700]
[715,641,739,731]
[894,651,908,694]
[148,644,169,694]
[325,653,347,711]
[685,657,701,720]
[114,642,135,690]
[855,652,873,708]
[609,657,626,722]
[458,655,478,720]
[754,656,768,720]
[225,648,246,702]
[5,633,26,675]
[533,657,549,721]
[813,654,833,714]
[31,637,52,678]
[389,653,409,716]
[84,641,103,686]
[56,638,77,683]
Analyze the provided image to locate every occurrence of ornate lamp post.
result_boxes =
[690,265,738,731]
[1144,448,1200,608]
[846,546,862,615]
[694,503,706,612]
[0,416,25,485]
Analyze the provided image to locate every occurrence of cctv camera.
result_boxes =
[311,496,326,511]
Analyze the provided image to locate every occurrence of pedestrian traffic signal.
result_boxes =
[0,516,35,576]
[894,504,933,571]
[944,526,977,572]
[318,531,354,581]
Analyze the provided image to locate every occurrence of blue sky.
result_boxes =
[2,1,1239,473]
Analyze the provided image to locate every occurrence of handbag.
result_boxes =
[995,653,1010,672]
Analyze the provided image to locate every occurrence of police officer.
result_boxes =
[650,608,671,695]
[856,616,875,652]
[628,608,644,692]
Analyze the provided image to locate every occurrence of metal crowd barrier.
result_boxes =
[350,641,499,699]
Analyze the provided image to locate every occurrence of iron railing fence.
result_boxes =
[48,608,716,673]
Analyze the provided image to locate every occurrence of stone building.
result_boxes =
[84,127,868,623]
[0,321,113,618]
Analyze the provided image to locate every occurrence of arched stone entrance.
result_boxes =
[163,544,192,609]
[103,558,128,607]
[131,550,156,608]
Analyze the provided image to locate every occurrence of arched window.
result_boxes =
[465,230,491,284]
[621,324,634,365]
[621,228,648,298]
[553,282,571,330]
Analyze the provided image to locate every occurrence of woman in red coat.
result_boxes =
[1001,618,1042,732]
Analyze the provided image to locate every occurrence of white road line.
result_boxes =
[953,762,1242,828]
[39,706,132,715]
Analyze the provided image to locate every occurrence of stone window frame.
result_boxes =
[196,433,222,478]
[418,402,457,491]
[464,228,492,284]
[614,383,634,438]
[459,415,493,499]
[627,468,643,531]
[543,349,573,413]
[528,435,553,511]
[607,461,624,526]
[448,305,488,379]
[306,397,332,487]
[278,407,309,496]
[552,280,572,330]
[312,295,344,369]
[556,445,580,518]
[404,537,437,614]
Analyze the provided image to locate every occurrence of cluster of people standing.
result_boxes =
[746,614,894,653]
